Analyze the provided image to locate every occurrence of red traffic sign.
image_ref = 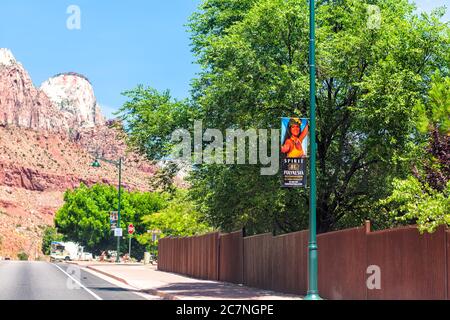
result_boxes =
[128,224,135,234]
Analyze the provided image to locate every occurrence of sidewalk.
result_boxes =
[68,261,303,300]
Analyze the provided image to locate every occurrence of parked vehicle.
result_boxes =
[50,241,84,262]
[79,252,94,261]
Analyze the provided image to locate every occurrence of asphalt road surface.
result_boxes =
[0,261,155,300]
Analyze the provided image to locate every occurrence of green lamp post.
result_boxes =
[304,0,322,300]
[91,156,123,263]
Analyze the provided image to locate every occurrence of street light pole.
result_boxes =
[91,156,123,263]
[305,0,321,300]
[116,157,122,263]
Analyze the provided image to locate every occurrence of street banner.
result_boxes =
[110,211,118,230]
[280,117,309,187]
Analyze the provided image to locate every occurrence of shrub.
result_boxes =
[17,252,29,261]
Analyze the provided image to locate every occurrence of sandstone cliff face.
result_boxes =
[0,48,105,132]
[0,49,69,131]
[41,73,105,128]
[0,49,155,259]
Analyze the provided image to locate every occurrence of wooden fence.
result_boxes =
[158,222,450,299]
[157,232,219,281]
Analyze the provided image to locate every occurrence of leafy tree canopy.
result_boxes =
[188,0,449,233]
[54,184,166,254]
[382,74,449,232]
[54,184,211,256]
[137,189,213,248]
[118,0,449,235]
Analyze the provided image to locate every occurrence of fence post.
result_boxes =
[216,232,220,281]
[365,220,371,234]
[365,220,370,300]
[241,228,245,285]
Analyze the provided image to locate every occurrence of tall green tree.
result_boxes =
[117,87,196,160]
[382,74,450,232]
[54,184,166,254]
[118,0,449,234]
[187,0,449,233]
[137,189,213,252]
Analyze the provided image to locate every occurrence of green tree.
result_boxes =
[382,74,450,232]
[186,0,449,233]
[415,73,450,135]
[17,252,29,261]
[118,0,449,234]
[41,227,64,255]
[117,87,196,160]
[382,177,449,233]
[149,161,181,195]
[139,189,212,239]
[55,184,166,255]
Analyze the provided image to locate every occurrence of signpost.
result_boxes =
[114,228,123,237]
[92,157,123,263]
[128,224,134,257]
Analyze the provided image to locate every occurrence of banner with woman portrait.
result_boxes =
[280,117,309,187]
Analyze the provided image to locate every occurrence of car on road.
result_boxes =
[50,241,84,262]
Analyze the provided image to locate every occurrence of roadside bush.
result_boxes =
[17,252,29,261]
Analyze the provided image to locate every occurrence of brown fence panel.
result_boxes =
[447,230,450,300]
[367,226,447,300]
[194,236,200,278]
[317,226,367,300]
[271,230,308,295]
[243,233,273,290]
[158,232,220,281]
[219,230,244,284]
[160,225,449,300]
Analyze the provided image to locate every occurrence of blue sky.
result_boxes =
[0,0,448,119]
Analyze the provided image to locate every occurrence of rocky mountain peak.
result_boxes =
[0,48,105,131]
[40,73,105,128]
[0,48,16,67]
[0,48,157,259]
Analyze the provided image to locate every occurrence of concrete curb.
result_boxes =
[85,265,179,300]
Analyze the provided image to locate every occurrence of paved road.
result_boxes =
[0,261,155,300]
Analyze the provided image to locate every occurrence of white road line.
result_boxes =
[52,263,103,300]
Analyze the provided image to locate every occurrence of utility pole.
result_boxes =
[117,158,122,263]
[92,156,123,263]
[305,0,321,300]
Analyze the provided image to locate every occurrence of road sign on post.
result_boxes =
[114,228,122,237]
[127,224,134,258]
[128,224,135,235]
